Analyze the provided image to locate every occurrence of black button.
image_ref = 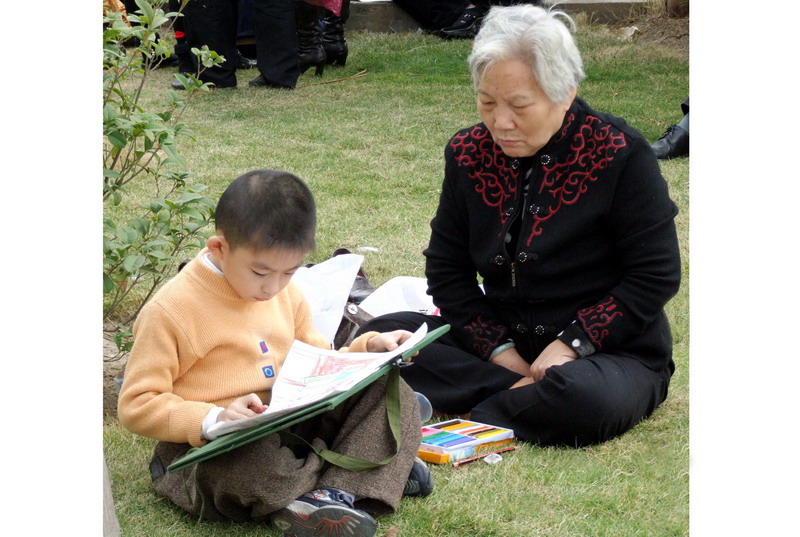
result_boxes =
[504,207,515,218]
[535,325,546,335]
[492,255,505,265]
[513,323,529,333]
[540,154,551,165]
[529,204,542,215]
[511,159,520,170]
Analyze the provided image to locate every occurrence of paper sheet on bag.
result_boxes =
[359,276,439,317]
[204,324,429,439]
[292,253,363,343]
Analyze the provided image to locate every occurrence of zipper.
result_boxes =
[503,167,534,289]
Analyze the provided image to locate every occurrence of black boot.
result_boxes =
[651,124,689,160]
[295,0,326,76]
[321,0,350,67]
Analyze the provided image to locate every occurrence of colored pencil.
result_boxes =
[452,445,520,467]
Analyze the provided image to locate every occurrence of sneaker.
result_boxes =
[403,457,434,497]
[271,487,377,537]
[437,7,485,39]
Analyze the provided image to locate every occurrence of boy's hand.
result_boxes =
[218,394,268,422]
[367,330,414,353]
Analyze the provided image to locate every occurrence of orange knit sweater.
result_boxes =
[118,250,376,447]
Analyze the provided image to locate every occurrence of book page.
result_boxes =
[204,324,428,439]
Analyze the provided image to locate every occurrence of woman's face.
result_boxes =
[476,59,575,158]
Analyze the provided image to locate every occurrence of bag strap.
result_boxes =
[278,368,402,472]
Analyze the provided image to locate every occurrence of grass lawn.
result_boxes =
[104,10,689,537]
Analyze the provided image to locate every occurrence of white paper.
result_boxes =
[359,276,439,317]
[292,253,363,342]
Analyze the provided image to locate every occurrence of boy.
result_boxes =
[118,170,431,537]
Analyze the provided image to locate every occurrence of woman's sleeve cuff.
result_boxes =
[557,323,596,358]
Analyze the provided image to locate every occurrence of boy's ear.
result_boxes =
[207,234,228,259]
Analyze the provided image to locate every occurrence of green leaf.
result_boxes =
[107,131,127,148]
[122,254,146,274]
[148,250,169,260]
[131,217,151,235]
[135,0,155,23]
[103,273,116,294]
[176,192,206,204]
[145,238,172,249]
[179,207,204,220]
[151,13,170,28]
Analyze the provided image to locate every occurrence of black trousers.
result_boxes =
[183,0,299,88]
[358,312,672,447]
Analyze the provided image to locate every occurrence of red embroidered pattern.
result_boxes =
[450,126,521,232]
[577,296,623,348]
[464,315,507,358]
[525,114,627,246]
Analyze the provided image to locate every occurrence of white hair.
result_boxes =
[468,4,585,104]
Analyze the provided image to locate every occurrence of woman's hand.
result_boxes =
[218,394,268,422]
[367,330,414,352]
[530,339,578,382]
[491,347,532,377]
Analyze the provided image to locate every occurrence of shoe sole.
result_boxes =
[271,505,377,537]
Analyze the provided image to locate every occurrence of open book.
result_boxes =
[204,323,445,440]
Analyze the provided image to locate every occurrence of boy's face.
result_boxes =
[208,236,306,302]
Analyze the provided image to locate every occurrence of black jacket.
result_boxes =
[424,97,681,371]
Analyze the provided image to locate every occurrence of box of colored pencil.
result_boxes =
[417,419,515,464]
[417,437,514,464]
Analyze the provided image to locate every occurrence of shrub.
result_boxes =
[102,0,223,356]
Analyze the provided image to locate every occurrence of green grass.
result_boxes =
[105,18,689,537]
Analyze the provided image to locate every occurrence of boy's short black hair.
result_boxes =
[214,169,316,252]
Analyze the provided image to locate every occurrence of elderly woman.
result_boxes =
[358,5,681,446]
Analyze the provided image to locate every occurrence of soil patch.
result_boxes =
[103,333,126,420]
[623,6,689,57]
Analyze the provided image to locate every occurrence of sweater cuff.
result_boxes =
[342,331,380,353]
[557,322,596,358]
[171,402,215,447]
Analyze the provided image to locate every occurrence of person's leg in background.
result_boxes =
[169,0,196,75]
[181,0,239,88]
[321,0,350,67]
[438,0,544,39]
[295,0,326,76]
[249,0,300,89]
[651,97,689,159]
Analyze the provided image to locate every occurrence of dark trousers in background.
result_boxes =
[182,0,240,87]
[358,312,672,447]
[251,0,299,88]
[183,0,299,88]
